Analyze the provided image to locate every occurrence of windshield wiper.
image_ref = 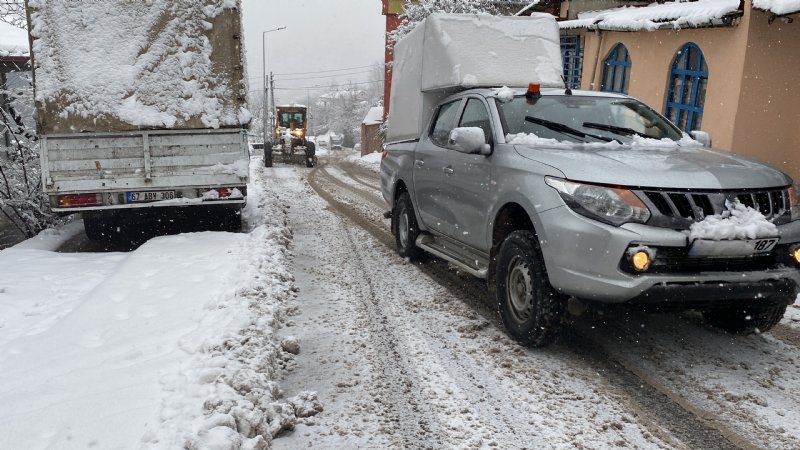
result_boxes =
[582,122,650,139]
[524,116,614,143]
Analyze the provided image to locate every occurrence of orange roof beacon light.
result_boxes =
[526,82,541,104]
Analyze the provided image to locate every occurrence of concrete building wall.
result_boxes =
[734,8,800,180]
[576,18,751,152]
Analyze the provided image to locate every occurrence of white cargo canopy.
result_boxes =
[387,13,564,143]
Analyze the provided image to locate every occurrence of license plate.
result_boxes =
[126,190,175,203]
[688,238,779,258]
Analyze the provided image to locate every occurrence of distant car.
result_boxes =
[354,143,361,153]
[249,142,264,152]
[330,135,343,150]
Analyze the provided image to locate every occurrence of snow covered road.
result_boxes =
[1,152,800,449]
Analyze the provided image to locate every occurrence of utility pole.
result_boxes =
[269,71,276,137]
[261,26,286,144]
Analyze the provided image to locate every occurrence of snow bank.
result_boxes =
[689,200,778,240]
[388,13,563,142]
[559,0,742,31]
[0,161,316,449]
[27,0,250,133]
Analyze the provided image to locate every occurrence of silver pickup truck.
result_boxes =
[381,87,800,347]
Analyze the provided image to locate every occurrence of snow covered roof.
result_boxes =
[559,0,744,31]
[362,106,384,126]
[0,21,29,59]
[752,0,800,15]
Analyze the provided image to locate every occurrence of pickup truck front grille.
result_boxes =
[638,188,790,224]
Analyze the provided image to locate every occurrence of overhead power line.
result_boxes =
[272,64,377,77]
[273,79,384,91]
[274,69,375,82]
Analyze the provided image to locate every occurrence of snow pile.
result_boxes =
[559,0,741,31]
[493,86,516,103]
[0,21,29,57]
[202,159,251,178]
[27,0,249,130]
[345,151,382,173]
[753,0,800,15]
[0,161,318,448]
[506,132,702,148]
[689,200,778,240]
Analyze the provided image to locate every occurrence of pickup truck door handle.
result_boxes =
[415,160,425,168]
[443,166,454,175]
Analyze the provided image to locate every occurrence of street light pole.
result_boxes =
[262,26,286,145]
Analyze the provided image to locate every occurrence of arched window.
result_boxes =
[665,43,708,132]
[601,43,631,94]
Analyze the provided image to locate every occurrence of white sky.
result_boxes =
[240,0,387,104]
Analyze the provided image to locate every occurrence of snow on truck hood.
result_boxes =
[509,136,791,190]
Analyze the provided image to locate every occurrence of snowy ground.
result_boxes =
[0,161,313,449]
[1,152,800,449]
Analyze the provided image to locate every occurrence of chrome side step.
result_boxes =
[416,234,489,279]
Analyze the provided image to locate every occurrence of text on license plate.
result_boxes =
[126,191,175,203]
[688,237,779,257]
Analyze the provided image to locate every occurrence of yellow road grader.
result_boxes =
[266,105,316,168]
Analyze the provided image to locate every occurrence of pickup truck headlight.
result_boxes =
[790,184,800,221]
[545,177,651,226]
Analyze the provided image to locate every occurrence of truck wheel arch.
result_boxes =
[488,203,539,291]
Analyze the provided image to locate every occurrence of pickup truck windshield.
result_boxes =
[498,96,683,143]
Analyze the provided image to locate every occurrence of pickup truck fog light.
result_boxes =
[630,250,652,272]
[791,245,800,266]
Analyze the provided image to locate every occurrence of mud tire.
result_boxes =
[495,230,564,347]
[393,192,424,261]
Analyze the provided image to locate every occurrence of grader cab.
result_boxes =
[265,105,316,168]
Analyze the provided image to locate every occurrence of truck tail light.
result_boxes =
[57,193,102,208]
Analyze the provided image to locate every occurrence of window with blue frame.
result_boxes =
[600,43,630,94]
[560,35,583,90]
[665,43,708,132]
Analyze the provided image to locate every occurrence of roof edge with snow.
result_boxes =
[559,0,744,32]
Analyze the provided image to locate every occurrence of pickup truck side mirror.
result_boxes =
[690,130,712,147]
[448,127,491,155]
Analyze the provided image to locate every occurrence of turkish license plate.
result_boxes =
[126,190,175,203]
[688,238,779,258]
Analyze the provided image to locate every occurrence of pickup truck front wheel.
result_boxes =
[702,303,787,334]
[496,230,564,347]
[393,192,424,261]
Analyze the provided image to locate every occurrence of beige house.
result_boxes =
[559,0,800,181]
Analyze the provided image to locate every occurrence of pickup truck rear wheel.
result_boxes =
[393,192,424,261]
[496,230,564,347]
[702,303,787,334]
